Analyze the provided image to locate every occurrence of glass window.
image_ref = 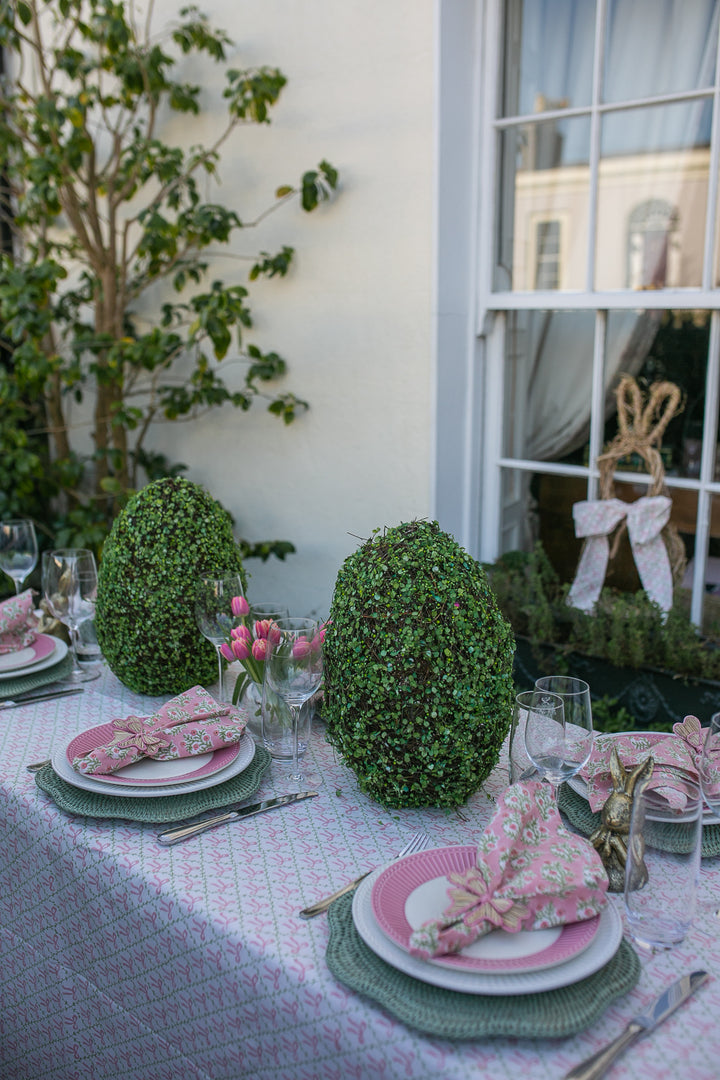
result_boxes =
[484,0,720,631]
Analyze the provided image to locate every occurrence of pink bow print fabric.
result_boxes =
[408,782,608,960]
[568,495,673,613]
[0,589,38,654]
[72,686,247,775]
[580,717,703,812]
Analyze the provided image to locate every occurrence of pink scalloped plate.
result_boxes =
[371,845,601,974]
[64,720,242,787]
[0,633,57,673]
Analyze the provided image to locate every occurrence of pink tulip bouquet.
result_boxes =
[218,596,283,704]
[219,597,327,705]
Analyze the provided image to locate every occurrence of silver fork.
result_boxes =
[299,829,431,919]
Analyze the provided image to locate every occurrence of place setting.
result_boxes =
[0,588,73,701]
[32,683,273,823]
[30,593,327,827]
[324,778,639,1041]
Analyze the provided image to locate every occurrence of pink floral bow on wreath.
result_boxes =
[72,686,248,775]
[409,782,608,960]
[0,589,38,654]
[568,495,673,614]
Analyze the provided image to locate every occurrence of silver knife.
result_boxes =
[564,969,710,1080]
[0,686,84,709]
[156,791,319,845]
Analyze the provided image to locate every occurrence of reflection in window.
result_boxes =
[535,220,561,289]
[627,201,680,289]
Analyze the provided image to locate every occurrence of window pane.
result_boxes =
[496,117,591,291]
[502,310,595,463]
[605,310,709,480]
[501,0,596,117]
[604,0,719,103]
[595,101,711,290]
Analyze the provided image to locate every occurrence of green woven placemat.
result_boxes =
[0,654,73,699]
[326,891,640,1039]
[558,783,720,858]
[34,744,271,822]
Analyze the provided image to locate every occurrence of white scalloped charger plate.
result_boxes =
[353,864,623,996]
[371,845,601,974]
[0,635,68,680]
[52,729,255,798]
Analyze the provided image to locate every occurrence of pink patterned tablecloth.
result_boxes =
[1,666,719,1080]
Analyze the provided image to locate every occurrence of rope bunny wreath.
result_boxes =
[568,376,686,614]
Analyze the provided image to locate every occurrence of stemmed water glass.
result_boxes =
[524,676,594,801]
[42,548,100,683]
[0,519,38,594]
[194,573,246,702]
[264,617,323,788]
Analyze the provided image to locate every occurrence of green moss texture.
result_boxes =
[95,477,245,695]
[323,520,516,808]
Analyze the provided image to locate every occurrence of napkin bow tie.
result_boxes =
[568,495,673,613]
[72,686,248,775]
[0,589,38,654]
[581,716,703,812]
[409,781,608,960]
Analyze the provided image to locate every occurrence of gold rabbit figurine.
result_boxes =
[589,746,654,891]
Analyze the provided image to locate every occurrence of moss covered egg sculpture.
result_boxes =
[95,477,245,695]
[323,520,516,808]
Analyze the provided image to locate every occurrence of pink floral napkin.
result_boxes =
[0,589,38,654]
[409,782,608,960]
[72,686,248,775]
[580,717,703,812]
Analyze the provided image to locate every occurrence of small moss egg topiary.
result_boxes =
[323,520,516,808]
[95,477,245,695]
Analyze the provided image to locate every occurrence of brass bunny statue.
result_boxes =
[589,746,654,891]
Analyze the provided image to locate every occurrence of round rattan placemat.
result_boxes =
[325,891,640,1039]
[34,745,271,822]
[558,783,720,858]
[0,654,73,699]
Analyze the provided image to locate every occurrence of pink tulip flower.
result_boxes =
[252,638,268,661]
[231,638,251,661]
[254,619,272,640]
[219,642,235,663]
[292,638,311,659]
[231,624,252,643]
[231,595,250,617]
[267,621,282,646]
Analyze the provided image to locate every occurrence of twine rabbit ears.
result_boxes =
[597,376,682,489]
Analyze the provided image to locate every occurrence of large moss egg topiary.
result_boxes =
[95,477,245,695]
[323,520,515,808]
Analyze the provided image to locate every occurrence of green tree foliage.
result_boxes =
[0,0,338,547]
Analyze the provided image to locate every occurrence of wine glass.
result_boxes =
[42,548,100,683]
[0,519,38,594]
[699,713,720,817]
[194,573,246,701]
[250,602,289,622]
[264,617,322,788]
[524,676,594,800]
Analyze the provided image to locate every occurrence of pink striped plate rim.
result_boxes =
[370,845,601,974]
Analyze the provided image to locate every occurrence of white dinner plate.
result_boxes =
[569,730,720,825]
[371,845,601,974]
[352,864,623,996]
[0,635,68,680]
[52,730,256,798]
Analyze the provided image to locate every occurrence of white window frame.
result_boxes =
[469,0,720,627]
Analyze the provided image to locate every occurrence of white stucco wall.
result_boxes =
[144,0,437,619]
